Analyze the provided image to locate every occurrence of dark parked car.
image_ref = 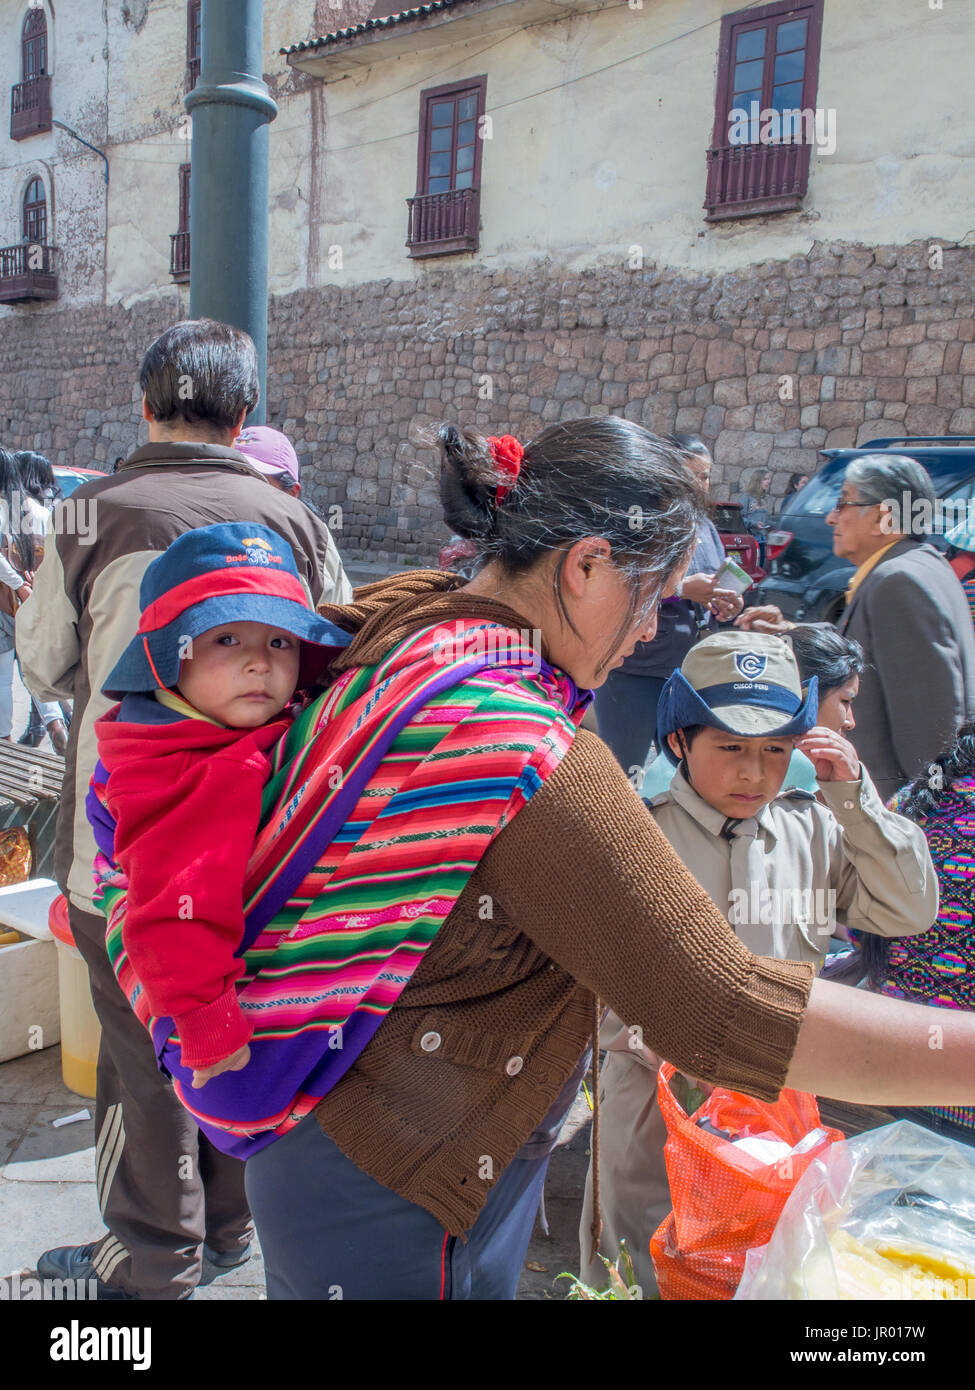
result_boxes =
[752,436,975,623]
[711,501,766,584]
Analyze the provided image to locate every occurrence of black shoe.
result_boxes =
[17,726,44,748]
[203,1242,252,1270]
[36,1242,138,1300]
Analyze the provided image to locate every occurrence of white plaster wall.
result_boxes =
[305,0,975,284]
[4,0,972,312]
[99,0,365,305]
[1,0,346,310]
[0,0,112,314]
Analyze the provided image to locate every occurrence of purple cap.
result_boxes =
[234,426,301,487]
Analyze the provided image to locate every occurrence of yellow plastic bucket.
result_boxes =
[49,895,100,1098]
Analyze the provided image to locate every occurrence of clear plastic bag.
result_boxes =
[736,1120,975,1299]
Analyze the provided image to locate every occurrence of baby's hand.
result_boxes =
[191,1043,251,1089]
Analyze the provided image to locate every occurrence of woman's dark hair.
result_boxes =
[437,418,704,671]
[138,318,260,432]
[900,719,975,822]
[16,450,60,505]
[787,624,865,698]
[0,447,35,571]
[785,471,807,495]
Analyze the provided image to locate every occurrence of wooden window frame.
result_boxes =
[706,0,824,221]
[407,75,486,258]
[11,7,52,140]
[178,162,191,234]
[23,176,47,244]
[171,162,191,282]
[22,7,48,81]
[186,0,202,91]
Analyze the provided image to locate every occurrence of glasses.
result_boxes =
[830,499,879,513]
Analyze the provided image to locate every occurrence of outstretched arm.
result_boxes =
[483,729,975,1109]
[788,975,975,1104]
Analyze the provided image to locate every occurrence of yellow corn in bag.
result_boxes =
[830,1229,975,1299]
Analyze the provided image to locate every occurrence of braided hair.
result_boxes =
[836,722,975,989]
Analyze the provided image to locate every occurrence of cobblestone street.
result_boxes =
[0,1045,594,1301]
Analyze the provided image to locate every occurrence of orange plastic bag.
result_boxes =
[650,1062,843,1300]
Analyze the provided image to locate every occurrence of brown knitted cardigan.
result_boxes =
[311,572,814,1235]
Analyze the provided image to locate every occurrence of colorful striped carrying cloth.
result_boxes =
[90,619,588,1158]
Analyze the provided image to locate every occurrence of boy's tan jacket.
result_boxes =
[651,764,937,964]
[16,443,352,914]
[601,764,937,1077]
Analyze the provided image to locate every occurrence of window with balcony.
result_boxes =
[407,77,486,258]
[23,177,46,243]
[11,7,52,140]
[187,0,202,91]
[0,176,57,303]
[705,0,824,221]
[170,163,191,282]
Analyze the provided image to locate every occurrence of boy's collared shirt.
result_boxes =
[602,761,939,1075]
[647,763,937,967]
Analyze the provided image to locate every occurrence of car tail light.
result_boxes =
[765,530,793,561]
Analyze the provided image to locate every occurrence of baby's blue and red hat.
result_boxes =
[103,522,351,698]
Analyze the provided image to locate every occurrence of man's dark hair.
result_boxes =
[139,319,260,431]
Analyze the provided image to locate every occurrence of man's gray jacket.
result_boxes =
[16,443,353,912]
[837,537,975,800]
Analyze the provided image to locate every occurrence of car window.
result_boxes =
[784,467,844,515]
[936,476,975,533]
[712,504,744,531]
[53,472,85,498]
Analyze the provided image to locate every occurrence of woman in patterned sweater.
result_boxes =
[851,721,975,1137]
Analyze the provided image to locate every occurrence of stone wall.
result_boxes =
[0,238,973,564]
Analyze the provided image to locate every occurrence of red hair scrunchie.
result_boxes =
[487,435,524,508]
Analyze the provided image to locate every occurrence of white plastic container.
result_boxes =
[0,878,61,1063]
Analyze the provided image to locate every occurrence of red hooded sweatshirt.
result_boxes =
[94,693,290,1069]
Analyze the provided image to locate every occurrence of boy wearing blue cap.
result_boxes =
[87,523,350,1089]
[581,629,937,1293]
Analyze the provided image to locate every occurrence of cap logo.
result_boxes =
[242,537,273,551]
[734,650,768,680]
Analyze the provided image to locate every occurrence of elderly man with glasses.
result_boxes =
[825,453,975,799]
